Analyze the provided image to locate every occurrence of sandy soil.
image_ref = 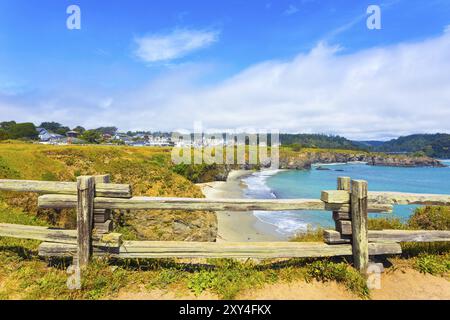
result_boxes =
[237,280,359,300]
[197,170,281,242]
[371,268,450,300]
[115,268,449,300]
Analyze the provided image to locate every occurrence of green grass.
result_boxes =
[305,260,369,299]
[290,226,324,242]
[0,201,48,226]
[414,253,450,276]
[0,142,449,299]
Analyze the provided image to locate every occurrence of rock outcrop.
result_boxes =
[277,151,444,170]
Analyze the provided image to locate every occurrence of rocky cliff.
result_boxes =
[278,150,444,170]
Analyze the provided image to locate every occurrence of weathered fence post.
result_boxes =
[351,179,369,273]
[76,176,95,267]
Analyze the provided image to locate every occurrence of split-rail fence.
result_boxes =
[1,175,450,287]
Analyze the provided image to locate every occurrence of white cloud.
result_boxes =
[284,5,299,16]
[2,30,450,140]
[134,29,219,63]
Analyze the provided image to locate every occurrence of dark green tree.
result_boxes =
[39,122,62,132]
[73,126,86,134]
[81,130,101,143]
[8,123,38,139]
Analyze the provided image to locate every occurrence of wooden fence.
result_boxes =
[1,174,450,286]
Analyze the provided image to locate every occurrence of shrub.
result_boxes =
[408,206,450,230]
[368,217,405,230]
[305,260,369,299]
[290,226,324,242]
[414,253,450,276]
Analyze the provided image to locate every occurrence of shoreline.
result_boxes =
[197,170,283,242]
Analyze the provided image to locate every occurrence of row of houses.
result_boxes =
[36,127,82,144]
[37,128,270,148]
[112,133,174,146]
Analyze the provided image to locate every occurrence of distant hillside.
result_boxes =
[353,140,386,148]
[280,134,364,150]
[373,134,450,159]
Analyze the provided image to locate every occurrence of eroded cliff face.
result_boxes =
[278,151,444,170]
[0,144,218,243]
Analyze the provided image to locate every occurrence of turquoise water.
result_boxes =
[242,160,450,236]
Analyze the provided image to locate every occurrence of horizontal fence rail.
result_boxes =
[1,174,450,289]
[0,179,132,198]
[323,229,450,244]
[37,194,393,212]
[38,241,402,259]
[0,223,122,247]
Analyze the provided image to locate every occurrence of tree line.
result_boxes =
[0,121,118,143]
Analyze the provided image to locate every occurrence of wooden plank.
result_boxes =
[38,195,389,213]
[369,230,450,243]
[94,212,110,223]
[351,180,369,273]
[323,230,352,244]
[369,191,450,206]
[321,190,350,204]
[333,211,351,221]
[337,177,351,192]
[0,223,121,247]
[0,179,131,198]
[38,241,402,259]
[39,243,114,257]
[93,220,113,233]
[93,175,113,233]
[336,220,352,235]
[326,229,450,244]
[333,177,352,224]
[77,176,95,267]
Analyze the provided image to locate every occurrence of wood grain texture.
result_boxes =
[321,190,350,204]
[77,176,95,267]
[324,229,450,244]
[37,194,391,213]
[336,220,352,235]
[369,230,450,242]
[0,179,131,198]
[323,230,352,244]
[337,177,351,191]
[38,241,402,259]
[0,223,122,247]
[351,180,369,273]
[93,175,113,233]
[333,211,351,221]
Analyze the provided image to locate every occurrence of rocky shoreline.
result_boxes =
[278,151,445,170]
[201,151,445,182]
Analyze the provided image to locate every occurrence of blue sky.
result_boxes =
[1,0,450,139]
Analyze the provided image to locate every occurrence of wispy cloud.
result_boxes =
[134,28,220,63]
[284,5,299,16]
[3,29,450,140]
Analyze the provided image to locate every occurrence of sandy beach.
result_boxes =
[197,170,281,242]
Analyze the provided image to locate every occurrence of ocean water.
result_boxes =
[242,160,450,236]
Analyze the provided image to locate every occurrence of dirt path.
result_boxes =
[115,268,449,300]
[371,268,450,300]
